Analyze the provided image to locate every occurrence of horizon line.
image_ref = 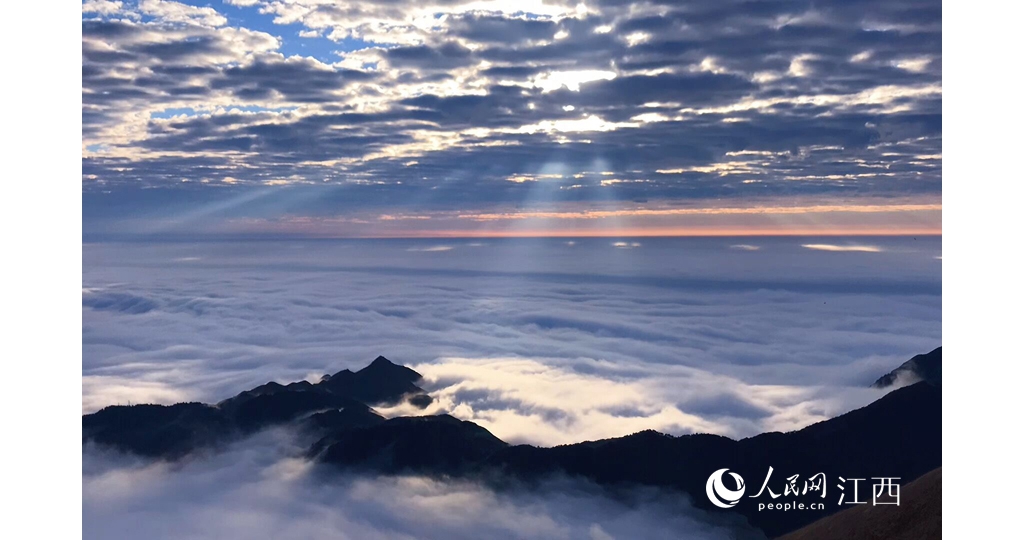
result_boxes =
[84,230,942,242]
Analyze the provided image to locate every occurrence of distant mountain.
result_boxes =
[84,355,431,458]
[318,355,430,405]
[479,380,940,537]
[312,414,509,474]
[873,347,942,388]
[83,349,942,538]
[83,402,233,459]
[779,467,941,540]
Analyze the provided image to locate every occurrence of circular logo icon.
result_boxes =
[706,468,746,508]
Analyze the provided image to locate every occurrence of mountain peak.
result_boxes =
[873,347,942,388]
[357,355,422,382]
[371,355,394,366]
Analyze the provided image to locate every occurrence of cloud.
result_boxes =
[407,245,455,252]
[81,0,943,233]
[801,244,883,253]
[138,0,227,27]
[83,290,159,314]
[373,356,884,445]
[82,0,123,16]
[83,238,941,442]
[83,431,764,540]
[82,375,193,412]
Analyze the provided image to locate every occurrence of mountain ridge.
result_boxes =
[873,346,942,388]
[83,349,942,538]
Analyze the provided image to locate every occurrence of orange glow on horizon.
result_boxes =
[222,200,941,239]
[262,227,942,239]
[455,203,942,222]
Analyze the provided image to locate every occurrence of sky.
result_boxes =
[82,0,941,238]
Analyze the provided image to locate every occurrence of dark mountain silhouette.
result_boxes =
[82,402,234,459]
[305,405,387,432]
[779,467,941,540]
[472,380,940,537]
[84,356,429,457]
[83,350,941,538]
[873,346,942,388]
[312,414,509,474]
[318,356,431,406]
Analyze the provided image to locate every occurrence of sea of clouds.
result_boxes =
[84,429,764,540]
[83,236,940,442]
[83,236,939,538]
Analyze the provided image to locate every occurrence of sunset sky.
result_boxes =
[82,0,941,237]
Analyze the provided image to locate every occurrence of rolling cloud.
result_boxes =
[84,430,765,539]
[83,238,941,442]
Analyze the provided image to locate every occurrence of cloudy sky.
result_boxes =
[82,0,941,237]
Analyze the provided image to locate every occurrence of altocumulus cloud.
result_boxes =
[82,0,942,233]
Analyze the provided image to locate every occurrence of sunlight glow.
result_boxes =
[801,244,883,253]
[532,70,617,92]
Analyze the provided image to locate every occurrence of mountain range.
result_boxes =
[83,349,942,538]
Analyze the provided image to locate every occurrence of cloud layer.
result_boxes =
[83,237,941,443]
[82,0,941,234]
[84,430,765,539]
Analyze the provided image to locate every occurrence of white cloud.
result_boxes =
[138,0,228,27]
[519,115,638,134]
[893,57,932,73]
[787,54,817,77]
[84,431,756,540]
[374,356,882,445]
[83,240,940,443]
[532,70,617,93]
[624,32,650,47]
[801,244,883,253]
[82,0,123,15]
[407,245,455,252]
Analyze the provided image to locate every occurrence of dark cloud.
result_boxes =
[210,58,376,102]
[385,42,476,70]
[81,0,942,225]
[544,72,758,109]
[447,14,558,44]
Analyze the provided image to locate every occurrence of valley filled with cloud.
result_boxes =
[84,428,765,540]
[83,237,940,538]
[83,237,941,443]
